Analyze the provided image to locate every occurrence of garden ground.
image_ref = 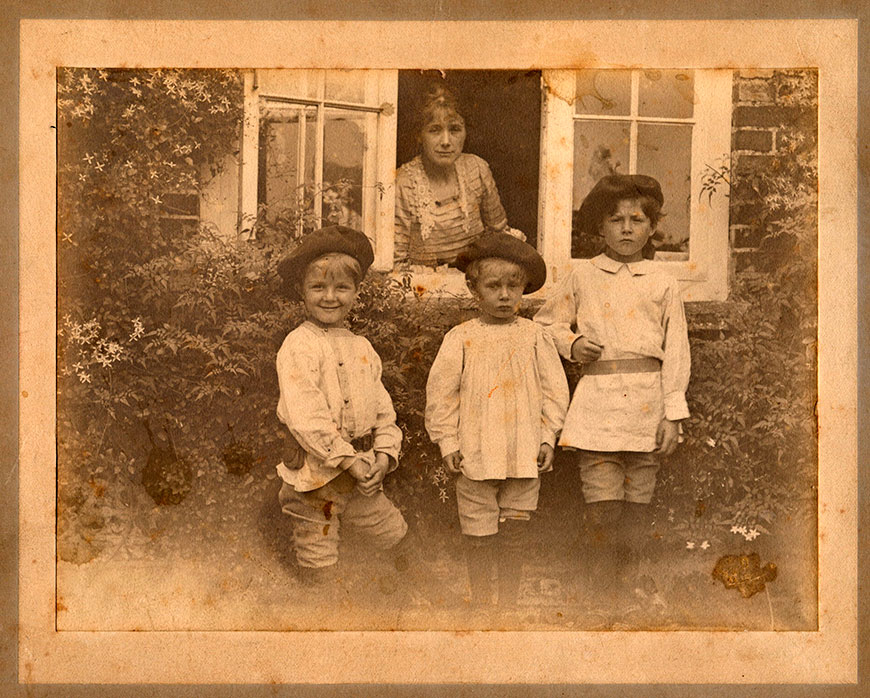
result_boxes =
[57,451,817,633]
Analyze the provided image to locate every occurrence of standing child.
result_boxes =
[535,175,691,602]
[274,225,409,586]
[425,233,569,607]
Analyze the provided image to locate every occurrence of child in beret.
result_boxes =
[535,175,691,606]
[274,226,411,586]
[425,233,569,607]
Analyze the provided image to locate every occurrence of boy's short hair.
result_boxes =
[302,253,363,289]
[576,174,665,236]
[464,257,528,289]
[277,225,373,299]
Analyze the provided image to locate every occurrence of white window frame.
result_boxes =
[538,69,733,302]
[238,69,398,270]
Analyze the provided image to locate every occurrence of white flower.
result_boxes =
[77,371,92,384]
[700,540,710,550]
[705,437,717,448]
[744,528,760,541]
[438,488,449,503]
[686,541,695,550]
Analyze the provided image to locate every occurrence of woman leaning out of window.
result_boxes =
[394,84,522,269]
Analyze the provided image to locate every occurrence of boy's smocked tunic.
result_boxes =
[534,254,690,453]
[275,321,401,492]
[425,317,569,481]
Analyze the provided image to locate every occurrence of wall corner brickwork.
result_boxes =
[729,70,818,279]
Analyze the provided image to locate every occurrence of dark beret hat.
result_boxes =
[277,225,374,299]
[454,233,548,294]
[576,174,664,236]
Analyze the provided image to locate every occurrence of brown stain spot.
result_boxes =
[464,339,472,347]
[21,390,28,398]
[361,355,368,364]
[56,597,67,612]
[87,478,105,497]
[149,528,164,542]
[322,524,330,536]
[323,500,333,520]
[487,385,499,398]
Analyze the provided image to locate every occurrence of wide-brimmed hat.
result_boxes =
[576,174,664,236]
[278,225,374,299]
[454,233,547,294]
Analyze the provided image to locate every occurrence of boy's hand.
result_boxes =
[537,443,555,473]
[345,456,372,483]
[442,451,463,474]
[571,336,604,364]
[356,452,391,497]
[655,419,680,456]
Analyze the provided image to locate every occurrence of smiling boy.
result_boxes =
[535,175,691,608]
[274,226,409,586]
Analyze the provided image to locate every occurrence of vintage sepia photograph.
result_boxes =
[17,18,857,685]
[54,65,818,632]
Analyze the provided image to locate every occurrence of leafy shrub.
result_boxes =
[56,68,818,566]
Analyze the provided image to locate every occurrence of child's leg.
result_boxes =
[575,451,629,599]
[619,453,660,590]
[455,475,501,606]
[583,499,624,598]
[278,473,356,583]
[341,487,408,553]
[495,478,541,607]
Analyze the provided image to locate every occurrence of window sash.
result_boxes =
[239,70,397,270]
[539,69,732,302]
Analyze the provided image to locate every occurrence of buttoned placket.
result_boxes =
[325,330,358,441]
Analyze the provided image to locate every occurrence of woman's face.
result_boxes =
[420,109,466,170]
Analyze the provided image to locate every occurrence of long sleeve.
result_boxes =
[276,344,354,471]
[393,171,412,263]
[534,271,583,361]
[475,156,509,233]
[370,348,403,468]
[424,329,464,458]
[535,327,570,446]
[661,278,691,421]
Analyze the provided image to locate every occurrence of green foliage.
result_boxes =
[57,68,818,564]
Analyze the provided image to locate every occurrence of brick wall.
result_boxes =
[729,69,818,276]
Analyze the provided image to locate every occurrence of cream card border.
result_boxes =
[19,19,858,684]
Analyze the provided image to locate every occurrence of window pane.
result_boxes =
[571,120,630,258]
[257,69,319,99]
[575,70,631,116]
[323,109,366,230]
[636,123,692,257]
[324,70,367,103]
[638,70,695,119]
[258,105,317,222]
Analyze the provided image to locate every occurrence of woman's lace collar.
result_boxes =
[404,155,470,240]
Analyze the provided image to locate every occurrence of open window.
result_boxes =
[538,70,732,301]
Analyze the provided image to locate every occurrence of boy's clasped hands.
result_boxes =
[344,452,392,496]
